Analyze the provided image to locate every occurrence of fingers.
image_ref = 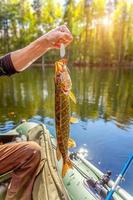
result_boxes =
[57,25,73,42]
[58,24,71,35]
[61,32,73,43]
[47,25,73,49]
[54,32,73,49]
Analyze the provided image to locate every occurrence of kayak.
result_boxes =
[0,121,132,200]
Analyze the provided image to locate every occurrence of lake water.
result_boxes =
[0,65,133,195]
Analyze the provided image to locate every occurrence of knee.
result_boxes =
[27,141,41,163]
[27,141,41,152]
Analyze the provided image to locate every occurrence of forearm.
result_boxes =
[11,35,50,71]
[0,25,72,75]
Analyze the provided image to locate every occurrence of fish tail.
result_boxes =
[62,159,73,177]
[56,145,62,161]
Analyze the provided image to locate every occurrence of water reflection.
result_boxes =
[0,66,133,194]
[71,67,133,127]
[0,67,133,127]
[77,147,89,158]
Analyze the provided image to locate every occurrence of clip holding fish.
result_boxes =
[60,43,65,58]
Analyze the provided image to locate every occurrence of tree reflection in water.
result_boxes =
[0,66,133,194]
[0,66,133,127]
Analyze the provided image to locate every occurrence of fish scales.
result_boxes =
[55,89,70,155]
[55,59,74,177]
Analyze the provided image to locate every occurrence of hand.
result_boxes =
[44,25,73,49]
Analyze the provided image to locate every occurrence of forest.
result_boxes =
[1,0,133,66]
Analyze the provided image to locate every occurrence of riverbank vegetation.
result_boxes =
[0,0,133,66]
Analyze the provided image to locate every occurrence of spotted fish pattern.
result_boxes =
[55,59,75,177]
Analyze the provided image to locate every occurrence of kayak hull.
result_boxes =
[0,122,132,200]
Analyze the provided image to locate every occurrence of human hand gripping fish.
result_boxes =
[55,43,77,177]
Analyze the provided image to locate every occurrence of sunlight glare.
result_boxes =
[78,147,88,158]
[101,16,112,26]
[90,16,112,29]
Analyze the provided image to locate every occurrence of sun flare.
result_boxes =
[101,16,112,26]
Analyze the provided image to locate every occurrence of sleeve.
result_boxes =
[0,54,18,76]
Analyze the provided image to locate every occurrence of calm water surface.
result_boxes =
[0,66,133,195]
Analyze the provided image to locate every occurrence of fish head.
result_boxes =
[55,59,72,94]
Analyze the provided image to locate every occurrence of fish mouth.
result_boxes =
[55,59,67,73]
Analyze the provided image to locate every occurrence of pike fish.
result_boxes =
[55,58,76,177]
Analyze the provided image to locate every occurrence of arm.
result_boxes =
[0,25,73,76]
[10,36,50,72]
[11,25,73,72]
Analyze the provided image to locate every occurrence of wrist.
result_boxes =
[37,34,52,50]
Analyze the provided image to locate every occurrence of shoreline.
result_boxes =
[32,62,133,69]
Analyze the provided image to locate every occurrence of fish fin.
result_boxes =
[62,159,73,177]
[56,145,62,161]
[69,91,76,104]
[68,138,76,148]
[70,117,78,124]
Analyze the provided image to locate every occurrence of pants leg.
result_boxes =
[0,141,41,200]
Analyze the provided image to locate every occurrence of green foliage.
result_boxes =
[0,0,133,66]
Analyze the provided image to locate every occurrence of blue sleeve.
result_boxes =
[0,54,18,76]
